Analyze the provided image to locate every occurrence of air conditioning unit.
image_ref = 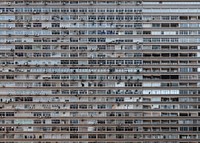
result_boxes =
[7,2,11,6]
[43,26,48,29]
[136,1,142,5]
[44,2,47,5]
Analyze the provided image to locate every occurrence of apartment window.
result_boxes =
[125,16,133,20]
[134,16,142,21]
[88,15,96,20]
[51,23,60,27]
[52,8,60,12]
[79,105,87,109]
[162,38,170,42]
[107,15,115,20]
[61,60,69,65]
[70,134,78,138]
[162,16,170,20]
[126,8,133,13]
[61,127,69,131]
[88,134,96,138]
[0,112,5,116]
[34,120,42,124]
[125,120,133,124]
[70,1,78,4]
[33,8,42,12]
[152,23,160,27]
[70,104,78,109]
[52,75,60,79]
[98,38,106,42]
[134,60,142,64]
[70,119,78,124]
[79,8,87,13]
[15,45,23,49]
[15,8,23,12]
[143,31,151,35]
[98,134,106,138]
[33,112,42,117]
[180,30,188,35]
[116,16,124,20]
[116,134,124,138]
[15,1,23,4]
[33,23,42,27]
[62,90,69,94]
[116,97,124,102]
[70,127,78,131]
[125,82,133,87]
[52,30,60,35]
[88,75,96,79]
[125,60,133,65]
[98,9,105,13]
[171,23,179,27]
[98,16,106,20]
[52,120,60,124]
[24,97,33,101]
[180,16,188,20]
[171,16,179,20]
[98,105,106,109]
[15,23,23,27]
[43,53,51,57]
[70,60,78,64]
[161,23,170,27]
[107,9,115,12]
[70,53,78,57]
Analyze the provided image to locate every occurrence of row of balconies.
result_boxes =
[10,47,198,52]
[11,52,199,58]
[0,100,188,107]
[1,119,199,126]
[0,110,198,117]
[2,55,199,60]
[1,99,200,105]
[3,38,200,44]
[0,88,199,95]
[10,75,198,81]
[1,134,199,141]
[2,95,199,102]
[0,1,142,6]
[0,81,196,88]
[1,39,143,44]
[9,45,200,51]
[0,60,198,67]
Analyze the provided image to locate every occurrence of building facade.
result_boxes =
[0,0,200,142]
